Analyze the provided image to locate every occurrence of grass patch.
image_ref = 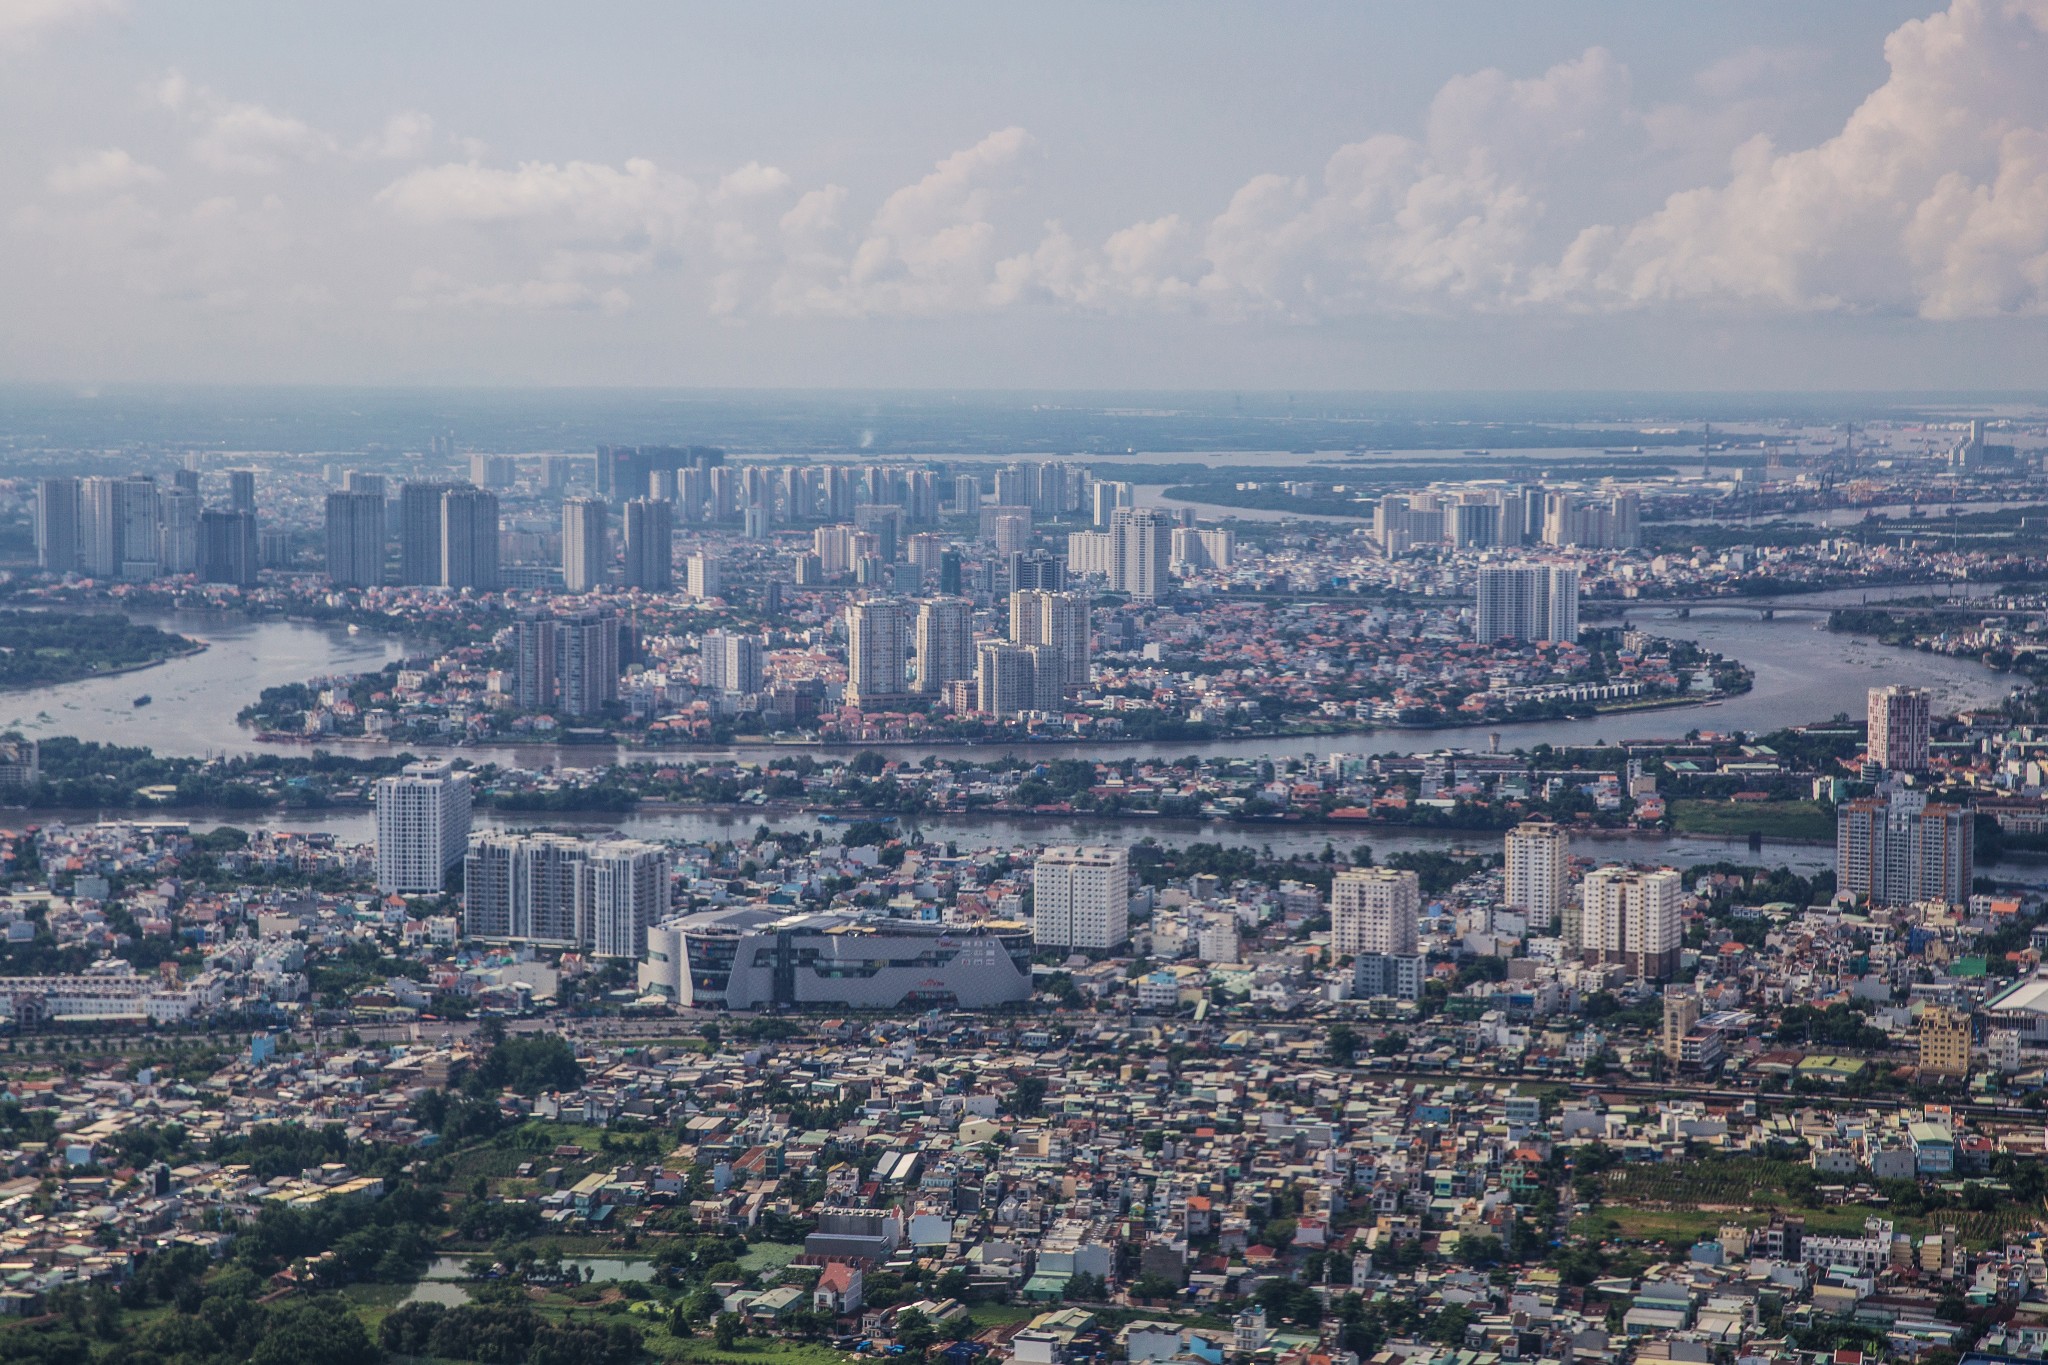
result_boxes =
[647,1335,850,1365]
[1671,799,1835,841]
[737,1242,803,1275]
[340,1280,415,1333]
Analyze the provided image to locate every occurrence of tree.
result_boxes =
[714,1312,743,1350]
[1328,1024,1359,1066]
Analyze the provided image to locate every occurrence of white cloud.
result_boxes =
[47,147,162,194]
[1537,0,2048,317]
[0,0,116,53]
[357,111,435,162]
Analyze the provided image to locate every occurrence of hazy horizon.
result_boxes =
[4,1,2048,391]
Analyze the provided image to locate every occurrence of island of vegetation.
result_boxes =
[0,609,202,691]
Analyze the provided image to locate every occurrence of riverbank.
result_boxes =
[0,609,207,695]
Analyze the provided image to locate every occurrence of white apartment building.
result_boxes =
[1504,819,1569,932]
[1577,865,1682,980]
[1474,562,1580,644]
[1330,867,1420,958]
[374,760,472,895]
[1033,846,1130,950]
[583,840,671,959]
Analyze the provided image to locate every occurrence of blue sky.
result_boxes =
[2,1,2045,391]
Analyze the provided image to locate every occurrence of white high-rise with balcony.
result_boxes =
[1504,820,1570,932]
[1331,867,1420,958]
[374,760,472,895]
[1033,846,1130,950]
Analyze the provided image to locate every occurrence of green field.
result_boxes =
[1670,799,1835,841]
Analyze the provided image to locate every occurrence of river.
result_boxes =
[2,584,2009,768]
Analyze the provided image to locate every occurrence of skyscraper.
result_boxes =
[115,475,160,580]
[580,840,670,958]
[1110,506,1171,602]
[1868,685,1932,773]
[157,485,200,575]
[513,615,558,711]
[700,630,765,696]
[374,760,473,895]
[325,490,386,588]
[1836,790,1973,907]
[399,481,456,586]
[463,832,588,945]
[975,640,1036,718]
[913,597,976,694]
[555,610,619,716]
[685,551,721,601]
[1032,846,1130,950]
[1577,866,1682,979]
[561,496,607,593]
[1331,867,1420,958]
[439,486,500,590]
[1474,563,1580,643]
[622,497,673,590]
[198,509,258,586]
[34,477,78,575]
[77,477,118,578]
[227,469,257,515]
[1504,819,1569,932]
[1010,589,1090,693]
[844,598,913,708]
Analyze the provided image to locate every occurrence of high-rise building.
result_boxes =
[513,615,558,711]
[463,832,588,945]
[343,471,387,496]
[439,486,500,590]
[1032,846,1130,950]
[595,444,723,502]
[1836,790,1973,907]
[469,454,516,489]
[581,840,670,958]
[701,630,765,696]
[1504,819,1569,932]
[1330,867,1421,959]
[1577,866,1682,979]
[227,469,257,515]
[1474,563,1580,643]
[1066,530,1113,579]
[115,475,160,580]
[555,610,619,716]
[1008,548,1066,592]
[1868,685,1932,773]
[157,486,200,575]
[398,482,456,586]
[78,477,118,577]
[1091,480,1134,527]
[685,551,721,601]
[561,496,607,593]
[975,640,1036,718]
[324,490,386,588]
[1010,589,1091,693]
[198,509,258,586]
[622,498,673,590]
[913,597,975,694]
[373,760,473,895]
[34,477,79,575]
[1170,527,1234,572]
[1110,506,1171,602]
[844,598,913,708]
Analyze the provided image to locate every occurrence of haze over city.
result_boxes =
[7,7,2048,1365]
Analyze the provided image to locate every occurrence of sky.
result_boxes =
[3,0,2048,392]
